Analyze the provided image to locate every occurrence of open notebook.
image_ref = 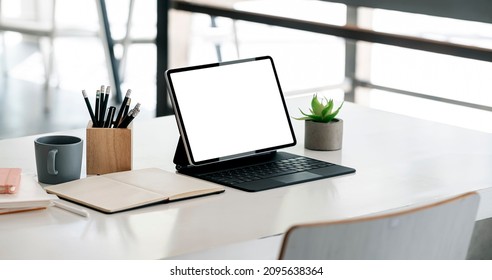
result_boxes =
[45,168,225,213]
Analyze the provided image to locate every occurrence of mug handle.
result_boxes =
[47,149,59,175]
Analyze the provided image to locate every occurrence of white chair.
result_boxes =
[467,217,492,259]
[279,192,480,260]
[169,192,479,260]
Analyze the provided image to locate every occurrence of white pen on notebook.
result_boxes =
[52,200,90,217]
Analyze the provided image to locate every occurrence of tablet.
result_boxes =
[165,56,296,166]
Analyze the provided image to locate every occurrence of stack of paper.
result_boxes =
[0,175,57,215]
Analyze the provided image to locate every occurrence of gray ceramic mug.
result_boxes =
[34,135,83,184]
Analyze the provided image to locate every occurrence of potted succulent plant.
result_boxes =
[294,94,344,151]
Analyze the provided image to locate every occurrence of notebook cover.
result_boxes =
[0,168,22,194]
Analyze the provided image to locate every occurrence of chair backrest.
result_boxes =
[279,192,480,260]
[466,216,492,259]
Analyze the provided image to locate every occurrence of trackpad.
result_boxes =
[274,172,322,183]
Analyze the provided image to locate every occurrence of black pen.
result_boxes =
[82,90,96,125]
[114,89,132,128]
[104,106,116,128]
[95,90,101,127]
[118,103,140,128]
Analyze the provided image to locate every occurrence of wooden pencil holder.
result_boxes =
[86,122,132,175]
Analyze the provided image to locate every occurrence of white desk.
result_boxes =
[1,95,492,259]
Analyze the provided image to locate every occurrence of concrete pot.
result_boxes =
[304,119,343,151]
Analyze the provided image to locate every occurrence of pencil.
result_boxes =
[104,106,116,128]
[82,90,97,125]
[118,103,140,128]
[115,89,132,128]
[95,90,101,127]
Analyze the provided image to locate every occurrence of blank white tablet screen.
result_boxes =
[169,58,295,164]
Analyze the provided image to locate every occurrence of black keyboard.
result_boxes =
[200,156,333,185]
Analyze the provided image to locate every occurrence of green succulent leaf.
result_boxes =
[332,101,343,116]
[323,102,343,122]
[311,94,324,116]
[299,108,312,117]
[293,116,311,121]
[321,99,334,117]
[293,109,318,121]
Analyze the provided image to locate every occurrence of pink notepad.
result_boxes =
[0,168,22,194]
